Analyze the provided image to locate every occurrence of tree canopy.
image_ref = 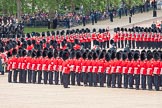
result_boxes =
[0,0,145,16]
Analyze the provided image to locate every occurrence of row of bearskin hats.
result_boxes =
[114,26,162,33]
[6,45,162,62]
[25,27,110,38]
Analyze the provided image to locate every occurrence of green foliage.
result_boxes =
[0,0,144,16]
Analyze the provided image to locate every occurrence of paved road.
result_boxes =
[1,10,162,108]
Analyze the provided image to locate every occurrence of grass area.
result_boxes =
[24,27,59,34]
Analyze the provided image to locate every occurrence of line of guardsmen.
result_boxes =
[113,27,162,49]
[6,47,162,91]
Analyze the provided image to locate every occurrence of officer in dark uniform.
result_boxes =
[82,15,86,26]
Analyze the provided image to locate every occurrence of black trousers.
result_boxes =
[134,74,140,89]
[99,73,104,87]
[60,72,63,84]
[13,69,18,83]
[160,75,162,86]
[83,72,88,85]
[88,72,93,86]
[93,73,98,86]
[147,75,153,90]
[28,70,32,83]
[49,71,54,84]
[154,74,160,91]
[132,40,135,49]
[141,75,146,90]
[121,40,124,48]
[117,73,122,88]
[128,74,134,88]
[19,69,23,83]
[76,73,81,86]
[22,70,27,83]
[37,70,42,84]
[70,71,75,85]
[63,73,69,88]
[32,70,37,83]
[8,70,12,83]
[106,74,112,87]
[124,73,128,88]
[43,71,48,84]
[112,73,117,87]
[55,71,59,85]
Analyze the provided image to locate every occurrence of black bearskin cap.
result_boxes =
[42,51,47,58]
[82,52,87,59]
[147,52,153,61]
[36,50,42,57]
[62,51,69,60]
[48,51,53,58]
[111,52,116,60]
[140,52,146,61]
[134,52,139,61]
[105,52,111,61]
[22,50,27,57]
[153,51,160,60]
[12,49,17,55]
[76,51,81,59]
[122,52,127,60]
[70,50,75,59]
[128,52,133,61]
[116,52,121,60]
[93,52,98,60]
[7,52,12,58]
[53,49,58,58]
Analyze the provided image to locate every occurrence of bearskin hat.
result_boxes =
[27,50,32,57]
[51,31,55,36]
[36,50,42,57]
[93,52,98,60]
[122,52,127,60]
[128,52,133,61]
[82,52,87,59]
[111,52,116,60]
[31,51,36,58]
[47,31,51,36]
[62,51,69,60]
[48,51,53,58]
[70,50,75,59]
[105,52,111,61]
[42,50,47,58]
[99,52,104,59]
[147,52,153,61]
[134,52,139,61]
[53,49,58,58]
[59,50,63,58]
[22,50,27,57]
[153,51,160,60]
[110,39,114,45]
[88,52,92,60]
[140,52,146,61]
[0,47,4,53]
[76,51,81,59]
[7,52,12,58]
[116,52,121,60]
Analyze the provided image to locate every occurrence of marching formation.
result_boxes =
[7,47,162,91]
[113,27,162,49]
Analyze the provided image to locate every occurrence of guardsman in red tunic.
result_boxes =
[122,52,128,88]
[21,50,27,83]
[31,51,37,83]
[133,52,140,90]
[87,52,93,86]
[58,51,64,84]
[26,50,32,83]
[146,52,153,90]
[127,52,134,89]
[81,52,88,86]
[92,52,98,87]
[92,28,97,46]
[62,51,70,88]
[69,50,76,85]
[110,52,116,88]
[104,52,111,87]
[159,56,162,87]
[35,50,42,84]
[152,51,160,91]
[7,51,12,82]
[140,52,147,90]
[116,52,122,88]
[53,50,59,85]
[48,51,54,84]
[75,51,82,86]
